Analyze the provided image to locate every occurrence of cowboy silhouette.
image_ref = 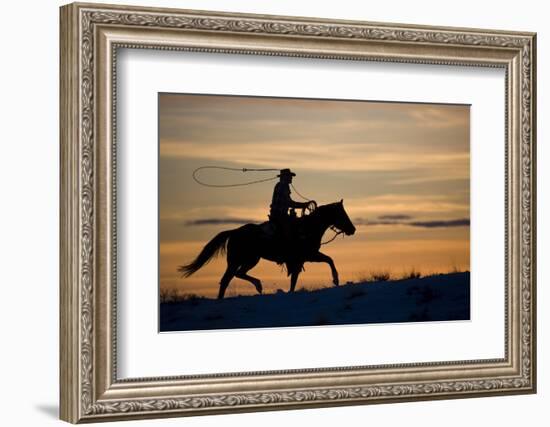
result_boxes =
[269,169,316,245]
[180,167,356,298]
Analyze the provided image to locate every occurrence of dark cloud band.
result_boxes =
[355,217,469,228]
[409,218,470,228]
[185,218,259,226]
[378,214,413,220]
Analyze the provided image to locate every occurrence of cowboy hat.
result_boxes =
[277,168,296,177]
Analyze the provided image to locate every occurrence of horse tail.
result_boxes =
[177,230,234,277]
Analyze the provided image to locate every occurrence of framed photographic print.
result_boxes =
[60,2,537,423]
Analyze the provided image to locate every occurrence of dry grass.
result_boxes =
[160,289,203,304]
[450,265,469,274]
[355,266,470,285]
[360,270,392,282]
[160,288,178,303]
[401,267,422,280]
[355,270,392,283]
[295,283,331,293]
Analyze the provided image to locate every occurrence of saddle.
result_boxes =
[262,216,305,245]
[259,217,304,238]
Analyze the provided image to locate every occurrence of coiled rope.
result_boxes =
[289,182,343,245]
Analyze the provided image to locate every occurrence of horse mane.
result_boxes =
[302,202,340,224]
[311,202,339,216]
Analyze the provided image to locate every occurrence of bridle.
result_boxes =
[321,225,345,245]
[304,203,348,246]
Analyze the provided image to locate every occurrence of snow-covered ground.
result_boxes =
[160,272,470,332]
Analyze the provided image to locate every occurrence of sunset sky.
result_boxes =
[159,93,470,298]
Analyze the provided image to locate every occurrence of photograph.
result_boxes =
[158,93,471,332]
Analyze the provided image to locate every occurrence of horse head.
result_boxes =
[319,199,356,236]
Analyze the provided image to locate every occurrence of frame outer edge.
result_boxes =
[529,33,536,393]
[60,3,81,424]
[68,1,537,37]
[519,33,536,392]
[60,2,537,422]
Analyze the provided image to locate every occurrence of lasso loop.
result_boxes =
[192,166,279,188]
[192,166,340,245]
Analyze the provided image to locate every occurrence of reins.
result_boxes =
[321,226,344,245]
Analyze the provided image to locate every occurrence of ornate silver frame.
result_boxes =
[60,2,536,423]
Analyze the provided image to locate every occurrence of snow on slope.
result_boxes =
[160,272,470,332]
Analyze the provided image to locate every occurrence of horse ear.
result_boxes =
[340,199,343,204]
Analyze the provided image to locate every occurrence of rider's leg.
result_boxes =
[288,265,302,292]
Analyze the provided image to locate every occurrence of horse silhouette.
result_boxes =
[178,200,356,299]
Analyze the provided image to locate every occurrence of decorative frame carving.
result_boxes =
[60,2,536,423]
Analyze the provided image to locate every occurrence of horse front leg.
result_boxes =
[309,251,339,286]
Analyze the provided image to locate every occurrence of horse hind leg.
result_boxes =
[235,272,263,294]
[218,264,237,300]
[235,258,262,294]
[218,231,244,299]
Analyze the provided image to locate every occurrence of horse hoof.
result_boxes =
[333,278,339,286]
